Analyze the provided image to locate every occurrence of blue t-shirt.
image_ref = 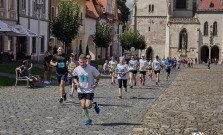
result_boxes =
[165,61,172,70]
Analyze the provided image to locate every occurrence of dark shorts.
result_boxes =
[154,70,160,74]
[78,93,94,101]
[130,70,137,74]
[44,66,48,71]
[68,77,74,85]
[56,72,68,84]
[140,71,146,75]
[148,68,152,70]
[166,69,171,74]
[110,70,115,73]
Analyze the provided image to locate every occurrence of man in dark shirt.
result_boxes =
[50,46,68,103]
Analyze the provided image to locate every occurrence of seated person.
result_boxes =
[103,60,110,71]
[16,60,40,88]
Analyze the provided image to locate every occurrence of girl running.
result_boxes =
[148,59,153,81]
[128,55,138,88]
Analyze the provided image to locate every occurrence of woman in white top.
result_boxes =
[115,57,129,99]
[128,55,138,88]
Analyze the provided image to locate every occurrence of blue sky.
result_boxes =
[126,0,134,10]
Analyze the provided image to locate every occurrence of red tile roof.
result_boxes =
[86,0,100,19]
[197,0,223,11]
[98,0,107,13]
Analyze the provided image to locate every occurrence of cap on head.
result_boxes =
[112,56,115,59]
[142,54,145,57]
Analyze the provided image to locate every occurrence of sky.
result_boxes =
[126,0,134,10]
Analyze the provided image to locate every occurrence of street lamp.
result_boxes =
[36,3,44,62]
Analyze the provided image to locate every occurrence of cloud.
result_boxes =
[126,0,134,10]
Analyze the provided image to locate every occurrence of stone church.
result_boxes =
[131,0,223,63]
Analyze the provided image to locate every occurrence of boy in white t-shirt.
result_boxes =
[72,54,101,125]
[139,54,148,86]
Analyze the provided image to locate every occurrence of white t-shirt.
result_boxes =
[72,65,100,93]
[116,63,129,80]
[109,60,118,71]
[128,60,138,71]
[139,59,148,71]
[153,59,162,71]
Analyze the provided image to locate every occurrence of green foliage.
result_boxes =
[93,23,114,48]
[51,0,80,48]
[79,43,83,55]
[117,0,130,23]
[120,29,146,50]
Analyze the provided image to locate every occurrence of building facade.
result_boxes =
[131,0,223,63]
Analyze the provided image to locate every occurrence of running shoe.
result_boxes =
[44,81,50,84]
[63,93,67,101]
[156,82,158,85]
[118,96,122,99]
[85,119,92,125]
[93,102,100,114]
[125,88,127,92]
[111,82,113,85]
[130,86,133,89]
[168,76,170,79]
[113,80,116,84]
[166,78,168,81]
[59,98,63,103]
[140,80,142,84]
[143,83,145,86]
[69,94,73,98]
[134,82,136,86]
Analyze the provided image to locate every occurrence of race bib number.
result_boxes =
[70,65,76,70]
[79,75,88,82]
[58,62,65,68]
[155,63,159,66]
[111,66,115,70]
[140,66,144,70]
[119,68,124,73]
[130,64,134,68]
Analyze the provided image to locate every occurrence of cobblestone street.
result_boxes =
[131,64,223,135]
[0,68,179,135]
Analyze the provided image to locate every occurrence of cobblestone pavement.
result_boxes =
[131,64,223,135]
[0,68,180,135]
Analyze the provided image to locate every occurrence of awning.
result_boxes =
[0,20,25,36]
[13,24,38,37]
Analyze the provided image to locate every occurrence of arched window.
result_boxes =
[179,29,187,50]
[204,22,208,36]
[213,21,217,36]
[176,0,186,9]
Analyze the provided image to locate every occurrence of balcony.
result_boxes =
[169,17,199,24]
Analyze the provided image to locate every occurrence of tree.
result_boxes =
[93,23,114,58]
[120,29,146,51]
[79,43,83,55]
[117,0,130,24]
[51,0,80,54]
[86,45,90,55]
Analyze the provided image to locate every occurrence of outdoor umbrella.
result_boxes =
[0,20,24,36]
[13,24,38,37]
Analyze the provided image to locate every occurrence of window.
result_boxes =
[51,6,54,20]
[42,0,45,13]
[33,0,37,12]
[8,0,14,10]
[0,0,3,8]
[148,4,154,12]
[32,37,36,54]
[148,27,150,31]
[179,29,187,50]
[21,0,26,9]
[209,2,214,8]
[213,21,217,36]
[204,22,208,36]
[176,0,186,9]
[80,12,83,26]
[41,36,44,53]
[0,36,3,52]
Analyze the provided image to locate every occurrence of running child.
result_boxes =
[108,56,118,85]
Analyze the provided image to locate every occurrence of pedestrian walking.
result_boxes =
[165,57,172,81]
[139,54,148,86]
[72,54,101,125]
[50,46,68,103]
[148,59,153,81]
[153,55,162,85]
[176,57,181,69]
[67,53,79,98]
[128,55,138,88]
[108,56,118,85]
[187,58,191,68]
[115,57,129,99]
[43,51,50,84]
[207,59,211,70]
[190,58,194,68]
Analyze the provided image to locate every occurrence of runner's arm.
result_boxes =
[50,60,58,67]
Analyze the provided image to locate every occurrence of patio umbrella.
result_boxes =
[0,20,24,36]
[13,24,38,37]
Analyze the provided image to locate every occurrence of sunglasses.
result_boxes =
[86,57,91,59]
[131,57,134,58]
[70,56,74,57]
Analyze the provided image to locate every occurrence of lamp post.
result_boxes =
[36,3,44,63]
